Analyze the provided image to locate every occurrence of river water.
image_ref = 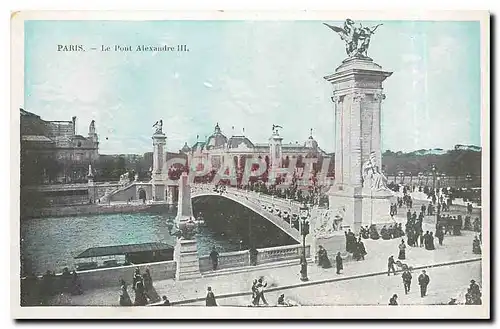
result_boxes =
[20,197,298,274]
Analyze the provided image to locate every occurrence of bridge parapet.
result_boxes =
[198,244,310,273]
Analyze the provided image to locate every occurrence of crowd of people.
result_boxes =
[20,268,83,306]
[345,229,368,260]
[119,267,161,306]
[465,280,482,305]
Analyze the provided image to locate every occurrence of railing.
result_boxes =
[257,244,310,265]
[100,181,136,202]
[198,243,310,273]
[199,250,249,272]
[23,183,89,192]
[191,184,303,241]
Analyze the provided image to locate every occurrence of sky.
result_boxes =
[24,20,481,154]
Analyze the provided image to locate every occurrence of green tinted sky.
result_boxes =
[24,20,481,154]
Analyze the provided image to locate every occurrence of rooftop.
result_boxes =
[75,242,174,259]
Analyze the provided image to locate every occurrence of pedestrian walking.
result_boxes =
[398,239,407,260]
[335,252,343,275]
[251,279,258,306]
[119,279,132,306]
[389,294,398,305]
[418,270,430,297]
[255,278,268,305]
[387,255,397,276]
[402,269,412,294]
[209,247,219,271]
[435,227,444,246]
[205,287,217,306]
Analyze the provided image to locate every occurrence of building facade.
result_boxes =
[180,123,334,182]
[20,109,99,185]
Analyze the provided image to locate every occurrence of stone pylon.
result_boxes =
[325,57,394,234]
[151,131,167,201]
[174,172,201,281]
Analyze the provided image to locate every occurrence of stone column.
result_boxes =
[350,92,365,187]
[324,57,393,232]
[373,92,386,166]
[152,133,167,201]
[269,134,283,170]
[332,96,344,187]
[174,172,201,281]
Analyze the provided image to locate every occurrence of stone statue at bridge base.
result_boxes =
[308,207,351,264]
[328,185,395,235]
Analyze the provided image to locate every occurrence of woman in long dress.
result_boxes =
[317,246,332,269]
[119,279,132,306]
[398,239,406,260]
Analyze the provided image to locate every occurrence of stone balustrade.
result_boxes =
[198,244,310,273]
[199,250,249,272]
[257,244,310,264]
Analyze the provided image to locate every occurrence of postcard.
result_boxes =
[11,10,490,319]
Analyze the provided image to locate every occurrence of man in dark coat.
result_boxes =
[418,270,430,297]
[469,279,481,304]
[423,231,430,249]
[205,287,217,306]
[209,247,219,271]
[387,255,397,276]
[255,278,268,305]
[435,227,444,246]
[335,252,343,274]
[402,269,412,294]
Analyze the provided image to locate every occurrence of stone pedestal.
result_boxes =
[310,233,346,263]
[329,186,395,234]
[325,57,393,232]
[174,238,202,281]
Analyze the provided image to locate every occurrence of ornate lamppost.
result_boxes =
[398,171,404,185]
[431,165,437,191]
[299,204,310,282]
[417,172,424,189]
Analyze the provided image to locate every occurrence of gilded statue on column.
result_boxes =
[324,19,382,58]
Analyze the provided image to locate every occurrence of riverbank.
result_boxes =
[22,202,175,219]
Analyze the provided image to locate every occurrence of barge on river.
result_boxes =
[74,242,174,271]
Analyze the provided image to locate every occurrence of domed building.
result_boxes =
[182,123,333,180]
[205,123,228,150]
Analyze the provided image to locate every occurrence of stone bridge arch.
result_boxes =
[191,191,301,242]
[138,188,147,201]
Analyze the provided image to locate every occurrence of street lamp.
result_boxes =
[431,165,437,190]
[398,171,404,185]
[299,204,310,282]
[417,172,424,187]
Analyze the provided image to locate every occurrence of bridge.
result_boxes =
[191,184,317,243]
